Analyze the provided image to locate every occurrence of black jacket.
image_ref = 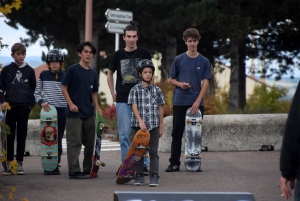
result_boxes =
[280,81,300,179]
[0,62,36,108]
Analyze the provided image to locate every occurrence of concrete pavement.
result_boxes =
[0,147,285,201]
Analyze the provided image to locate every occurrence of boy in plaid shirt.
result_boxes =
[127,59,165,187]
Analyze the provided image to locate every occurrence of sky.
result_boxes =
[0,16,49,57]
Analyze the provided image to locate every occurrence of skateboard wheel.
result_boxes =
[41,154,44,158]
[199,119,203,124]
[53,118,57,123]
[185,154,189,159]
[186,118,191,123]
[199,154,202,159]
[100,161,106,167]
[40,119,44,123]
[95,160,101,166]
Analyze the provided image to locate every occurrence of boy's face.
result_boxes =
[11,51,26,65]
[49,61,61,71]
[140,67,153,82]
[123,31,139,49]
[185,37,199,51]
[78,46,93,63]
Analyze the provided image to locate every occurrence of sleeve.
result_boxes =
[280,81,300,179]
[127,87,137,105]
[61,67,73,86]
[0,68,6,104]
[157,88,166,105]
[169,55,179,79]
[108,52,118,72]
[29,68,37,108]
[93,71,99,93]
[34,72,45,106]
[202,58,212,80]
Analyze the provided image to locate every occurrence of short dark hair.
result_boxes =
[77,41,96,55]
[182,28,201,42]
[123,21,139,36]
[11,43,26,54]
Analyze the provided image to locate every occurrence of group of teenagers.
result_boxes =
[0,22,211,187]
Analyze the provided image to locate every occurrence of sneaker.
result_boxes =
[2,162,12,176]
[133,174,145,186]
[17,162,25,175]
[165,164,180,172]
[149,174,160,187]
[143,167,149,176]
[52,165,61,175]
[69,172,90,179]
[44,165,61,175]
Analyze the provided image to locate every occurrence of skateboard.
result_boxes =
[40,105,58,172]
[0,108,7,171]
[116,129,150,184]
[90,111,107,178]
[184,108,203,172]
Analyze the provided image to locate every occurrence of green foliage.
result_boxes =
[29,104,41,119]
[205,85,230,115]
[154,81,175,116]
[245,84,291,113]
[98,91,108,110]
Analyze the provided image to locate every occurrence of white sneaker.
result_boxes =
[2,162,12,176]
[17,162,25,175]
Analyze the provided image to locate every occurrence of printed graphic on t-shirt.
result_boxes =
[120,58,142,85]
[7,70,31,102]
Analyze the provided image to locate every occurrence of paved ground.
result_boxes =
[0,146,285,201]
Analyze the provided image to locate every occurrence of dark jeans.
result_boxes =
[6,105,30,162]
[56,107,66,163]
[169,105,204,166]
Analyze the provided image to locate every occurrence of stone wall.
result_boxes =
[0,114,288,156]
[158,114,287,152]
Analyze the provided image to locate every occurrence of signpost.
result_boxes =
[105,22,129,34]
[105,9,133,22]
[105,8,133,51]
[105,8,133,98]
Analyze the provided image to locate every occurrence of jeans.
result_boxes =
[295,173,300,201]
[116,103,132,161]
[169,105,204,166]
[134,127,159,175]
[5,105,30,162]
[56,107,66,164]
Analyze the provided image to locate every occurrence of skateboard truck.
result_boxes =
[41,152,57,159]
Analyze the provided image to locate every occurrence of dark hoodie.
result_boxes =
[0,62,36,108]
[280,81,300,179]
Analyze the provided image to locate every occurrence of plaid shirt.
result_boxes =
[128,83,165,131]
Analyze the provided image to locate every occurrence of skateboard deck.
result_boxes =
[116,129,150,184]
[40,105,58,172]
[184,108,203,172]
[0,108,7,171]
[90,111,107,178]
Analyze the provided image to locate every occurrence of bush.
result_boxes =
[245,84,291,113]
[154,81,175,116]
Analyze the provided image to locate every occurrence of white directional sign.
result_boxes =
[105,9,133,22]
[105,21,130,34]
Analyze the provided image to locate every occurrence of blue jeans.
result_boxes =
[295,173,300,201]
[116,103,132,161]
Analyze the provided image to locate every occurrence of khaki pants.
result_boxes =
[66,116,95,173]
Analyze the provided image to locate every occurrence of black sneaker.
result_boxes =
[165,164,180,172]
[69,172,90,179]
[143,167,149,176]
[52,165,61,175]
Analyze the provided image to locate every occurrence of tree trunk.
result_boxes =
[238,40,246,110]
[229,40,239,111]
[161,36,177,81]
